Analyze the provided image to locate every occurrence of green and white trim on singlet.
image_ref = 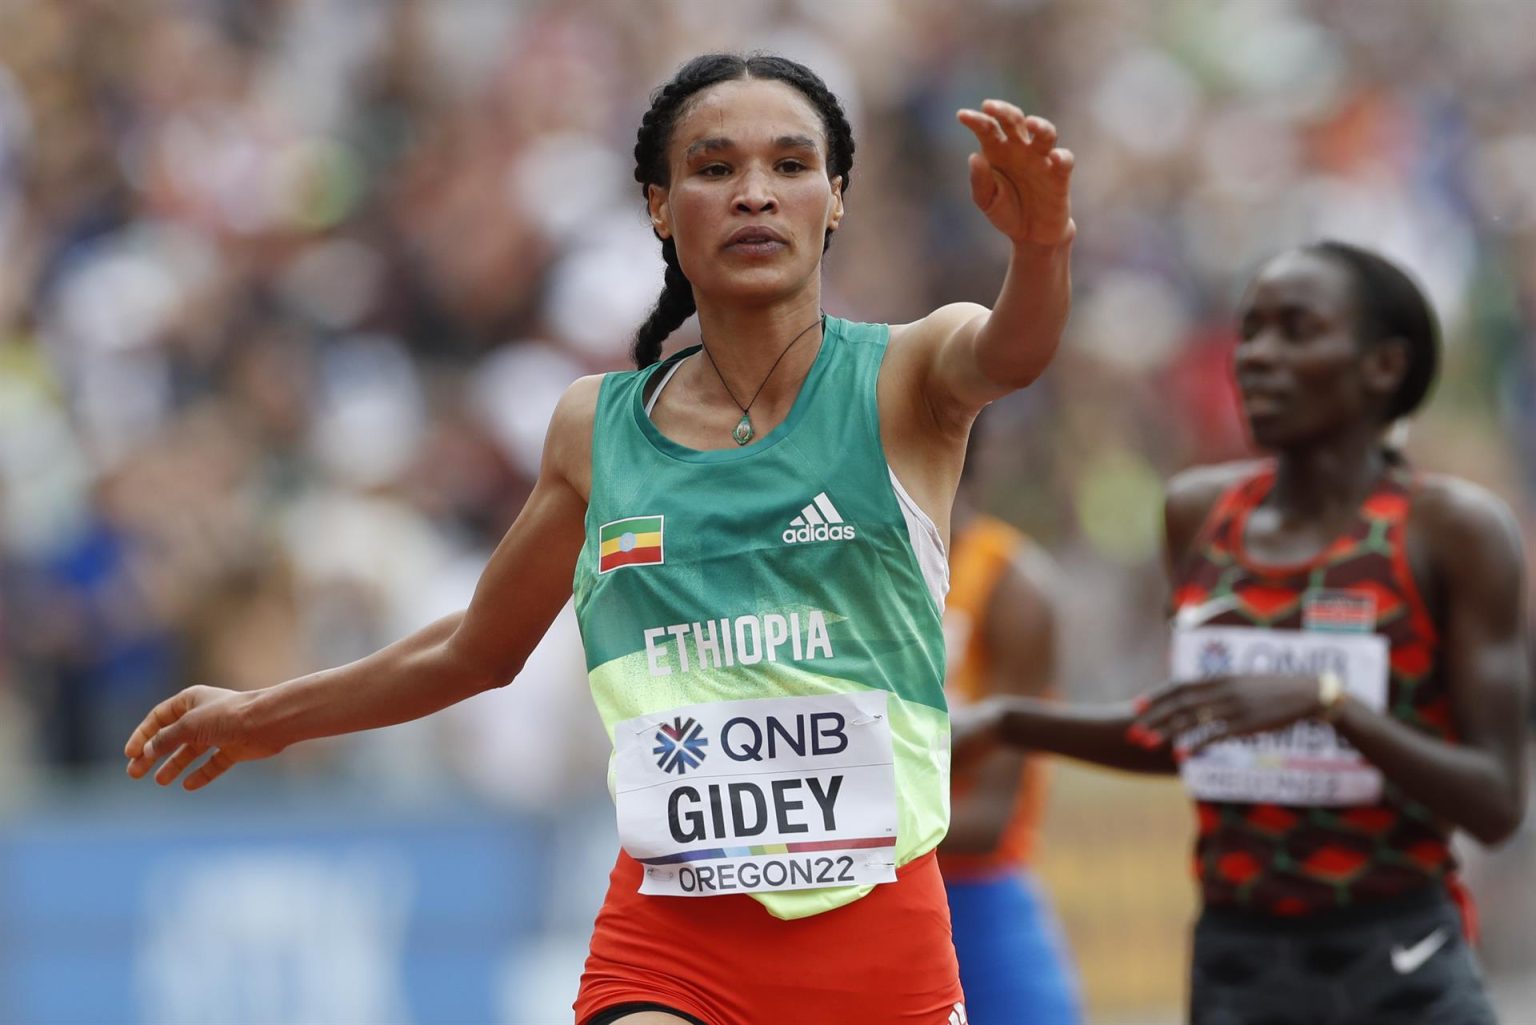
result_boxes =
[572,317,952,920]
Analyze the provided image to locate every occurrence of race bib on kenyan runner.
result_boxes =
[1170,626,1389,806]
[612,692,899,897]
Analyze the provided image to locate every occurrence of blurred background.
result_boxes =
[0,0,1532,1022]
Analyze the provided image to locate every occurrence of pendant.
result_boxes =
[732,413,754,446]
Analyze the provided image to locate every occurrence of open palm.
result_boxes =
[957,100,1075,248]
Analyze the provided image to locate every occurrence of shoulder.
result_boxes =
[988,533,1058,632]
[1163,460,1266,562]
[1409,474,1525,575]
[874,307,986,516]
[887,303,989,355]
[885,303,989,397]
[1164,459,1266,510]
[982,535,1058,681]
[1002,537,1057,611]
[1411,473,1519,526]
[827,315,894,345]
[881,303,990,440]
[549,373,605,431]
[542,374,605,498]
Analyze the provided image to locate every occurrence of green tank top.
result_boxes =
[572,316,951,920]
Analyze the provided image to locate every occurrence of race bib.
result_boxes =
[612,692,900,897]
[1170,626,1389,806]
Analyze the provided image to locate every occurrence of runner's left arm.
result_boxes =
[1139,480,1529,845]
[1329,481,1529,845]
[897,100,1075,429]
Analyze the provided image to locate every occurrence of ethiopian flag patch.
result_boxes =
[598,515,665,573]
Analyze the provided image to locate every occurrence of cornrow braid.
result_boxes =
[633,238,697,366]
[630,53,856,368]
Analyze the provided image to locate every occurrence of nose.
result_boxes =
[733,166,778,214]
[1234,326,1280,372]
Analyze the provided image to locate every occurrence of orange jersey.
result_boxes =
[938,515,1050,880]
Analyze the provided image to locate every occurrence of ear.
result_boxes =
[646,183,672,240]
[827,175,845,233]
[1361,336,1409,407]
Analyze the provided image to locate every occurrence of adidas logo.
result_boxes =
[782,492,858,544]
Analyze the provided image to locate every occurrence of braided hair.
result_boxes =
[630,53,855,368]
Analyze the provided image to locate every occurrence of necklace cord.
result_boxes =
[698,314,825,418]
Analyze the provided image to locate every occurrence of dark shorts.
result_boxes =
[585,1004,709,1025]
[1191,886,1497,1025]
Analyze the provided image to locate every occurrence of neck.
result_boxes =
[693,292,826,406]
[1268,429,1388,520]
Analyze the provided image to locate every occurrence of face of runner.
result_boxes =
[647,77,844,309]
[1233,249,1400,450]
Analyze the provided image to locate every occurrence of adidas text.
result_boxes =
[782,523,858,544]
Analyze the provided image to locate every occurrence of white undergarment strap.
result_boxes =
[644,358,687,418]
[887,467,949,614]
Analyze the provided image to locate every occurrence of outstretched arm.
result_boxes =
[125,375,602,790]
[956,695,1179,776]
[951,469,1239,778]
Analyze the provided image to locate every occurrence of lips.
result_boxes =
[1242,393,1285,416]
[1237,380,1288,410]
[725,225,787,248]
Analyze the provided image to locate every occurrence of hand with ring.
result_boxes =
[1128,673,1332,752]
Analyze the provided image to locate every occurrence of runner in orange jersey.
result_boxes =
[940,436,1080,1025]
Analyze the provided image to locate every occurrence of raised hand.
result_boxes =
[956,100,1075,248]
[124,685,283,790]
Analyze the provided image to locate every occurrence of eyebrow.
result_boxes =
[684,134,821,159]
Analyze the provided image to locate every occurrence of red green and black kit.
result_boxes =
[1170,464,1455,917]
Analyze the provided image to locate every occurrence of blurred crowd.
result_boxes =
[0,0,1532,804]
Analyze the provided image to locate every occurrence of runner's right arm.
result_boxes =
[124,375,602,790]
[956,696,1178,775]
[952,467,1252,776]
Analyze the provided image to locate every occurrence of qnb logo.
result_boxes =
[1199,640,1234,676]
[783,492,857,544]
[947,1003,968,1025]
[653,716,709,775]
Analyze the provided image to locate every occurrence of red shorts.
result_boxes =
[575,850,964,1025]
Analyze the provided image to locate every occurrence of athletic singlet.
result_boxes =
[938,516,1048,878]
[571,316,951,921]
[1170,462,1456,916]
